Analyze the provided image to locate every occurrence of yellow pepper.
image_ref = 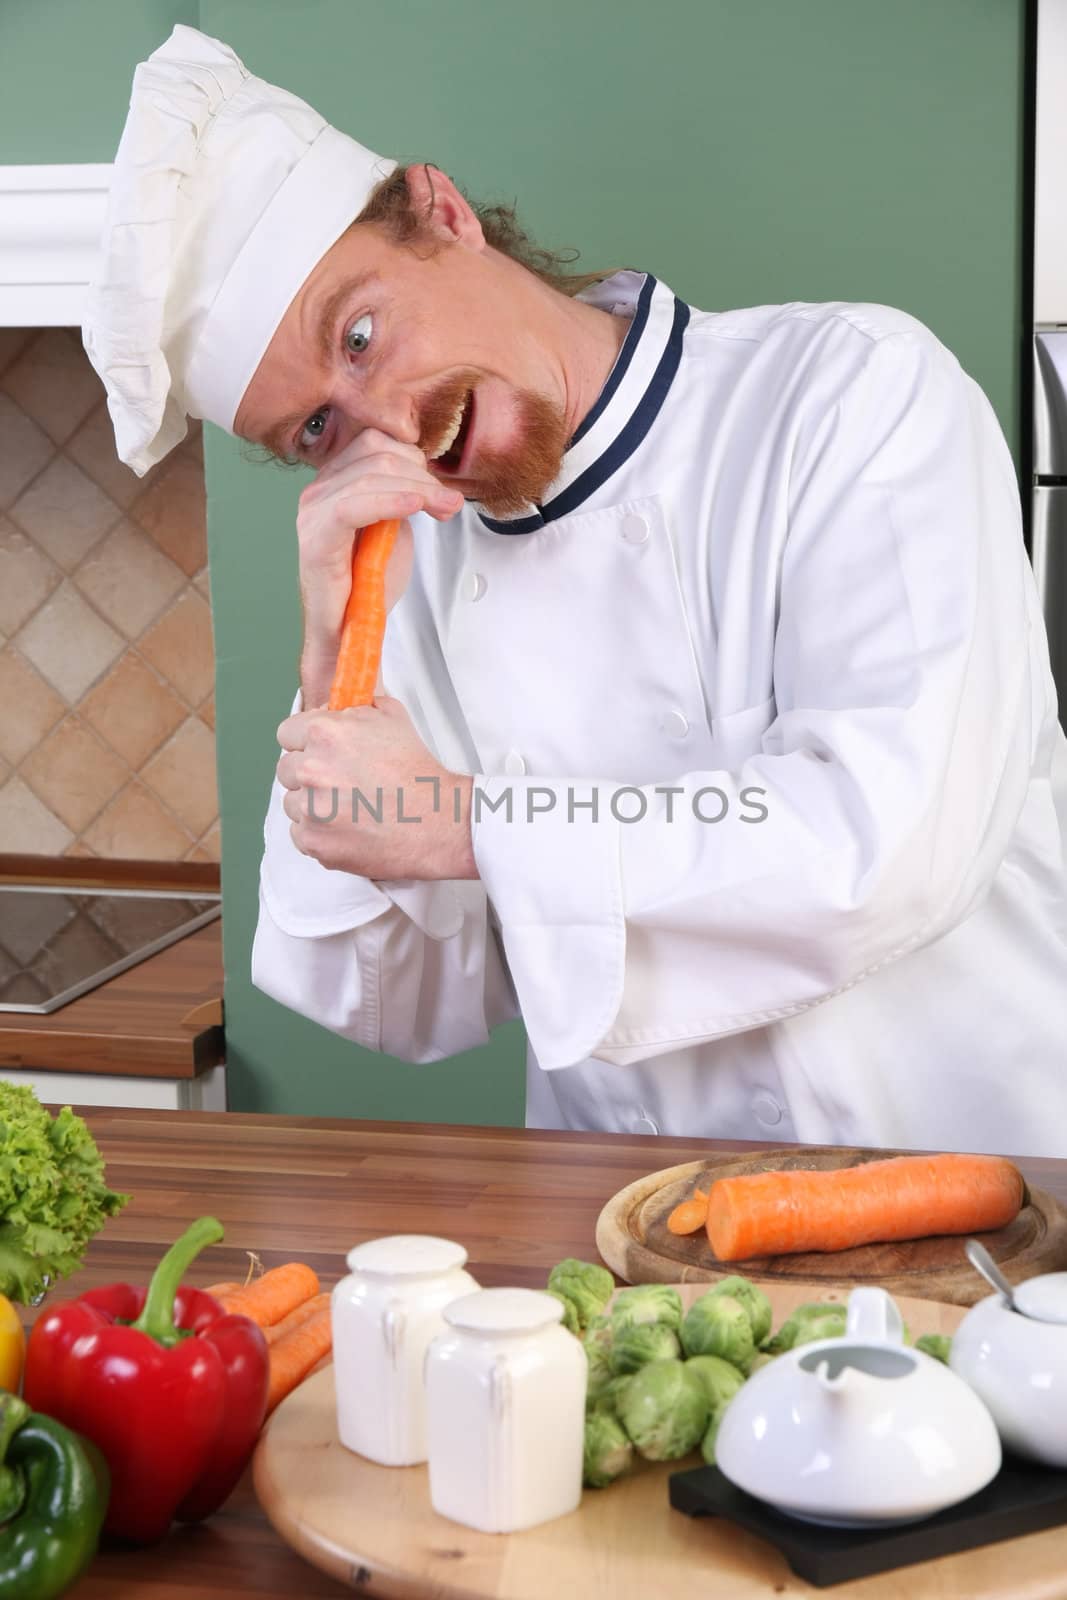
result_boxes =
[0,1296,25,1393]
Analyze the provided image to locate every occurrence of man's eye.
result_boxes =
[344,313,373,355]
[299,409,330,451]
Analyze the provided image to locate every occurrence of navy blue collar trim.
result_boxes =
[478,286,691,536]
[567,272,654,450]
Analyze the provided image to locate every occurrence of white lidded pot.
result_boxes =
[949,1272,1067,1468]
[425,1287,587,1534]
[715,1286,1002,1527]
[332,1235,478,1466]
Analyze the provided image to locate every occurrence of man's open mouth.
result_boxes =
[430,390,475,475]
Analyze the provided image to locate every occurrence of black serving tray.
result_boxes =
[668,1458,1067,1588]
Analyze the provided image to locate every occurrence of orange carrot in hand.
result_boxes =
[266,1306,333,1414]
[203,1281,243,1300]
[265,1292,331,1345]
[706,1153,1025,1262]
[667,1186,709,1235]
[328,519,400,710]
[218,1262,320,1328]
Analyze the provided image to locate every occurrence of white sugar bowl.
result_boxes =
[332,1235,478,1466]
[715,1287,1001,1527]
[949,1273,1067,1469]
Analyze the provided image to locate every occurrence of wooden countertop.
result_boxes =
[0,922,224,1078]
[38,1109,1067,1600]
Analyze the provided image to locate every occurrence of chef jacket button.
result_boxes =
[621,513,649,545]
[659,709,690,739]
[752,1093,784,1127]
[465,571,487,601]
[503,750,527,776]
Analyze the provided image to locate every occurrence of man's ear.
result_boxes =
[405,164,486,251]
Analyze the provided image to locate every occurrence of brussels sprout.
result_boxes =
[680,1293,756,1370]
[610,1322,681,1375]
[705,1276,773,1347]
[611,1283,683,1334]
[617,1359,709,1461]
[583,1314,615,1358]
[583,1412,634,1487]
[686,1354,747,1467]
[588,1372,631,1417]
[547,1258,615,1332]
[765,1302,847,1355]
[915,1333,952,1365]
[585,1339,615,1407]
[547,1288,580,1335]
[748,1350,776,1375]
[685,1353,748,1408]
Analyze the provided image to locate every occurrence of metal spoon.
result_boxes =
[965,1239,1018,1309]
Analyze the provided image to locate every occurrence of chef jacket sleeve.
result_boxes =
[469,328,1049,1071]
[250,694,520,1062]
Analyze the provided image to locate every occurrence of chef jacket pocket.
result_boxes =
[444,496,718,783]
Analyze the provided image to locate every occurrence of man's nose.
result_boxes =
[358,385,420,447]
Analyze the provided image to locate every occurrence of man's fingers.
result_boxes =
[277,710,317,751]
[312,428,428,487]
[276,751,302,791]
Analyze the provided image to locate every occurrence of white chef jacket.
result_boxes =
[251,270,1067,1157]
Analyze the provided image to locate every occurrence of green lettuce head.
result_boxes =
[610,1322,681,1375]
[583,1412,634,1487]
[617,1358,709,1461]
[680,1293,756,1371]
[0,1082,129,1304]
[611,1283,683,1334]
[547,1258,615,1332]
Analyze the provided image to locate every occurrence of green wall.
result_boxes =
[3,1,1028,1120]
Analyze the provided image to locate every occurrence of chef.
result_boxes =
[86,26,1067,1156]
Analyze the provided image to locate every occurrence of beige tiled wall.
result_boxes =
[0,328,219,863]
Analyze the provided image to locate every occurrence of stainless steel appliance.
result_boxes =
[1032,0,1067,727]
[0,887,220,1014]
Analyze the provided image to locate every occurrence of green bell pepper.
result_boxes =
[0,1392,108,1600]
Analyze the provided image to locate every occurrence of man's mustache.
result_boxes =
[417,370,481,457]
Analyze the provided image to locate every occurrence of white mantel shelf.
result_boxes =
[0,163,111,326]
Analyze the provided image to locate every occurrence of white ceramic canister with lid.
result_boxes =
[424,1287,587,1533]
[332,1235,478,1466]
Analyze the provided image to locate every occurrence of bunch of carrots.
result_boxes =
[205,1263,332,1416]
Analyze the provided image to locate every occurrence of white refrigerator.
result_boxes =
[1033,0,1067,727]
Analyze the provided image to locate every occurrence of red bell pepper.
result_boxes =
[23,1216,269,1543]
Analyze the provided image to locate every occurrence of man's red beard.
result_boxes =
[418,370,570,520]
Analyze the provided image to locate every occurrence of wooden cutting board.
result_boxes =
[252,1282,1067,1599]
[595,1147,1067,1307]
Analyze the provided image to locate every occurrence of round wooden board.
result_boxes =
[594,1147,1067,1306]
[253,1282,1065,1600]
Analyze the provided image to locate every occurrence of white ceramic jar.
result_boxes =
[424,1287,587,1533]
[332,1235,478,1466]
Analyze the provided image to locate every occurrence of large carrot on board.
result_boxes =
[217,1263,320,1328]
[706,1153,1025,1262]
[266,1306,333,1414]
[328,519,400,710]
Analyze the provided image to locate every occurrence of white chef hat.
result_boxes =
[83,24,397,476]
